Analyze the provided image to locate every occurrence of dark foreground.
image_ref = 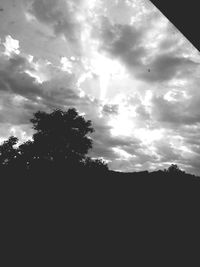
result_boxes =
[1,168,200,264]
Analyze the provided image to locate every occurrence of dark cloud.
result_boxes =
[95,17,145,69]
[154,141,181,162]
[180,128,200,148]
[0,92,39,125]
[28,0,82,47]
[138,54,198,83]
[0,69,41,100]
[0,53,43,102]
[102,104,118,115]
[151,96,200,126]
[135,105,150,121]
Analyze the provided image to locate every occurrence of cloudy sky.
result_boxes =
[0,0,200,175]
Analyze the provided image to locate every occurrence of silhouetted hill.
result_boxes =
[2,166,200,200]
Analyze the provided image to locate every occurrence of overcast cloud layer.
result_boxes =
[0,0,200,175]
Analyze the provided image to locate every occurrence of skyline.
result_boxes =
[0,0,200,174]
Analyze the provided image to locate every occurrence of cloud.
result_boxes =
[154,141,181,162]
[135,105,150,121]
[3,35,20,56]
[151,95,200,126]
[92,9,199,85]
[27,0,86,52]
[89,117,144,168]
[0,58,42,101]
[102,104,118,116]
[95,17,145,69]
[138,53,198,83]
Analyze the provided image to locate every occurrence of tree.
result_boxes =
[19,108,94,168]
[83,157,109,172]
[0,136,19,167]
[167,164,183,174]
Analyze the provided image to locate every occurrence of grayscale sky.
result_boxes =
[0,0,200,174]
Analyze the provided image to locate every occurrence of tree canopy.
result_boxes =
[22,108,94,164]
[0,136,18,166]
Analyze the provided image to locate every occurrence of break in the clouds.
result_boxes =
[0,0,200,175]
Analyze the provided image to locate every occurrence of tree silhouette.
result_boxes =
[18,108,94,170]
[0,136,18,167]
[166,164,183,174]
[83,157,109,172]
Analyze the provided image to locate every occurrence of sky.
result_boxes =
[0,0,200,175]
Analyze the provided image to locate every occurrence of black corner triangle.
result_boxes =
[150,0,200,51]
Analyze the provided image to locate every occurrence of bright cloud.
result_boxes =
[3,35,20,56]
